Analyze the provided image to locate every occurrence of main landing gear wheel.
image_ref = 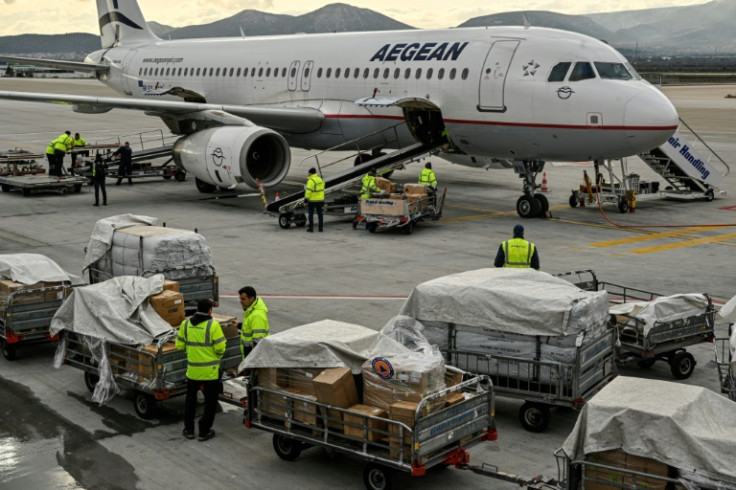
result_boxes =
[516,195,542,219]
[534,193,549,215]
[84,371,99,392]
[363,463,395,490]
[519,401,550,432]
[272,434,303,461]
[670,351,696,380]
[134,392,158,419]
[278,213,292,229]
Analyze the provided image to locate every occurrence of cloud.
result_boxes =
[4,0,17,4]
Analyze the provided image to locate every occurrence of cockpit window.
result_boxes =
[569,62,596,81]
[595,62,633,80]
[547,62,571,82]
[624,62,642,80]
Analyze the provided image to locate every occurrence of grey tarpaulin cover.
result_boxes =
[50,274,173,345]
[561,376,736,485]
[241,319,412,374]
[609,293,709,336]
[82,214,159,271]
[398,268,609,336]
[0,253,71,284]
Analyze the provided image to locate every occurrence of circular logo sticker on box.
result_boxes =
[372,357,394,380]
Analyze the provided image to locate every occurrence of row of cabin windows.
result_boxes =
[138,65,470,82]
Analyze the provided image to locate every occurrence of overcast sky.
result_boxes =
[0,0,710,36]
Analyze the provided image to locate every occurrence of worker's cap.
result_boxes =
[308,167,316,174]
[369,167,377,175]
[513,224,524,236]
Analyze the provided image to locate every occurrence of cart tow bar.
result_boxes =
[460,463,559,489]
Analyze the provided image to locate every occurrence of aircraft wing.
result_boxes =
[0,90,325,134]
[0,55,108,73]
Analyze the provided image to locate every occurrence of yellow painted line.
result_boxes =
[589,226,725,247]
[629,232,736,254]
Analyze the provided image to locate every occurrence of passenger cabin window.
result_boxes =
[438,68,445,80]
[594,62,632,80]
[415,68,422,79]
[266,68,271,77]
[335,68,341,78]
[394,68,400,79]
[373,68,379,79]
[317,68,323,78]
[569,62,596,81]
[258,67,263,77]
[354,68,360,78]
[282,68,287,77]
[345,68,350,79]
[363,68,369,79]
[547,62,571,82]
[427,68,433,80]
[326,68,332,78]
[236,68,241,77]
[461,68,469,80]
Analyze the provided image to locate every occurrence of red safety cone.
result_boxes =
[541,172,549,192]
[275,191,280,201]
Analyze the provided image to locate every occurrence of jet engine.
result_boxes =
[172,126,290,191]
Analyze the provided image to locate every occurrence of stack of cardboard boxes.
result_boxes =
[359,177,430,217]
[0,279,72,306]
[584,449,682,490]
[149,280,185,327]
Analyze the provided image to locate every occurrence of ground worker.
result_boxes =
[175,299,225,442]
[70,132,88,170]
[238,286,269,358]
[418,162,438,189]
[493,224,540,270]
[92,153,107,206]
[304,167,325,233]
[114,141,133,185]
[52,131,73,176]
[45,140,57,176]
[360,167,381,199]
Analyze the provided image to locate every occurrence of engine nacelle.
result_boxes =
[172,126,291,190]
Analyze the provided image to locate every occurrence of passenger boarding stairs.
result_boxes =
[266,124,438,214]
[637,119,730,200]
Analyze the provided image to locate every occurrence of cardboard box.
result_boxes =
[284,368,322,397]
[375,177,396,194]
[109,344,129,374]
[313,367,360,431]
[259,390,290,420]
[150,290,186,326]
[138,341,179,380]
[163,280,179,292]
[0,280,45,305]
[445,369,463,388]
[344,404,387,442]
[445,391,465,407]
[212,313,239,339]
[405,193,428,213]
[388,401,420,459]
[360,198,406,217]
[585,449,670,490]
[286,389,318,426]
[403,183,428,195]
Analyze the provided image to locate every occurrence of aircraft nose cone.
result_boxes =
[624,87,679,152]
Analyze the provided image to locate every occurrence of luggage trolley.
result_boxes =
[245,373,498,490]
[354,188,446,235]
[714,333,736,402]
[556,270,717,380]
[60,331,241,419]
[0,149,47,176]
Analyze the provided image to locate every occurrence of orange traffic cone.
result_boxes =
[275,191,280,201]
[541,172,549,192]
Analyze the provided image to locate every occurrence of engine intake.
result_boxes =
[172,126,290,190]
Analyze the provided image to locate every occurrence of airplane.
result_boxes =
[0,0,679,218]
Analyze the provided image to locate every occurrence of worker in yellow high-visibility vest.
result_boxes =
[304,167,325,232]
[239,286,269,359]
[418,162,438,189]
[494,224,540,270]
[175,298,226,442]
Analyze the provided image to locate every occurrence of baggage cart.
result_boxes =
[60,330,242,419]
[714,336,736,402]
[557,270,716,380]
[0,282,72,360]
[278,194,359,229]
[354,188,445,235]
[245,373,498,490]
[0,174,86,196]
[0,149,47,176]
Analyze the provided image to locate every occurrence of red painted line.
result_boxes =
[719,206,736,211]
[219,292,407,300]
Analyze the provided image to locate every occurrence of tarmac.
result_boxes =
[1,78,735,490]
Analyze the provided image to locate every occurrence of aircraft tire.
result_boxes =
[516,195,541,218]
[533,193,549,215]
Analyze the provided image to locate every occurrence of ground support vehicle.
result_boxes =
[0,149,46,176]
[245,374,497,490]
[354,189,445,235]
[0,174,86,196]
[278,194,359,229]
[0,283,72,360]
[714,336,736,402]
[558,270,716,380]
[61,331,241,419]
[444,327,616,433]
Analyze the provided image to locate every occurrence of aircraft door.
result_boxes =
[300,61,314,92]
[288,61,301,92]
[478,40,519,112]
[120,49,139,95]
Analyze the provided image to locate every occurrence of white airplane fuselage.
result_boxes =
[91,27,677,162]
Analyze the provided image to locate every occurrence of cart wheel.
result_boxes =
[401,221,413,235]
[73,184,82,193]
[705,189,715,202]
[670,351,696,380]
[367,223,378,233]
[1,339,17,361]
[295,215,307,228]
[534,193,549,215]
[134,392,158,419]
[278,213,292,229]
[84,371,99,392]
[363,463,394,490]
[617,198,629,214]
[569,193,579,208]
[636,358,657,369]
[272,434,302,461]
[1,184,9,192]
[352,219,359,229]
[519,402,550,432]
[163,174,172,180]
[174,170,186,182]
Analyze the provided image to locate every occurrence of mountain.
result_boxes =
[1,1,735,58]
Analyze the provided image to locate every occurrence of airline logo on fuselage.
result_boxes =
[370,42,469,62]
